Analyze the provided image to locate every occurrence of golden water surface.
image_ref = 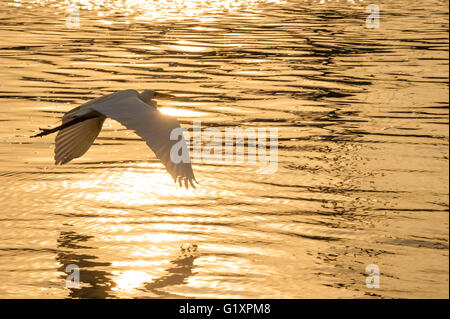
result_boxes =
[0,0,448,298]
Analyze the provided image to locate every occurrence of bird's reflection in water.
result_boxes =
[140,244,199,298]
[56,229,199,298]
[56,231,116,299]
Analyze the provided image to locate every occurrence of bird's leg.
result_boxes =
[32,126,60,138]
[31,113,100,138]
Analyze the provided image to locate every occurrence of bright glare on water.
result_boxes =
[0,0,448,298]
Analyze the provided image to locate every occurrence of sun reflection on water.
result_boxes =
[112,270,151,292]
[158,107,209,117]
[17,0,287,21]
[68,169,199,206]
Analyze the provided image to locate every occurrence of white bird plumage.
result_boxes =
[33,89,197,189]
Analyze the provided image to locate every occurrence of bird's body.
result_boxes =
[33,89,196,189]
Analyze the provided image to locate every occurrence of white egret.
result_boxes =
[32,89,197,189]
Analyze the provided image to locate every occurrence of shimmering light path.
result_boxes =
[0,0,448,298]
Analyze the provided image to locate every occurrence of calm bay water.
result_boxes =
[0,0,448,298]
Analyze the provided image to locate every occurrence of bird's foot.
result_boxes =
[31,128,53,138]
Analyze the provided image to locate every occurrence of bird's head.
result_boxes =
[139,90,175,108]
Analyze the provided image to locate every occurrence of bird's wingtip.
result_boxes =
[176,176,198,190]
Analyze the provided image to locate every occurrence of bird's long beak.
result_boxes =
[155,92,176,99]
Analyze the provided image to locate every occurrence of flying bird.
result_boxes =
[32,89,197,189]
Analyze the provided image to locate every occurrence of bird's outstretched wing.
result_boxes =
[55,114,105,165]
[53,91,122,164]
[91,90,196,189]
